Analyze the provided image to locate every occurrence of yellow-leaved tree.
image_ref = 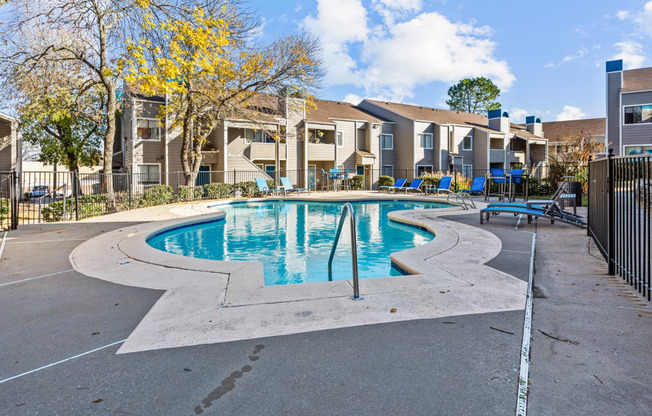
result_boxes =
[122,2,323,185]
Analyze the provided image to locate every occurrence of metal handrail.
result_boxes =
[327,202,363,300]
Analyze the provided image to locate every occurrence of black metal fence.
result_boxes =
[588,151,651,300]
[0,171,15,231]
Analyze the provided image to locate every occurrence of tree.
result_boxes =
[446,77,501,114]
[121,2,323,185]
[547,132,604,192]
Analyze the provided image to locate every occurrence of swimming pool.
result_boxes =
[147,200,448,285]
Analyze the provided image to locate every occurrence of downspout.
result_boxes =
[164,91,169,185]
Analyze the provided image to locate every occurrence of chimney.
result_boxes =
[488,109,510,134]
[525,116,543,136]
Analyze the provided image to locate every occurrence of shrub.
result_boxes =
[419,175,440,188]
[233,181,257,197]
[344,175,364,190]
[141,185,174,206]
[204,183,233,200]
[42,194,106,222]
[378,175,394,188]
[0,198,8,221]
[177,185,204,201]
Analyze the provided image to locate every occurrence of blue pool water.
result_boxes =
[148,201,448,285]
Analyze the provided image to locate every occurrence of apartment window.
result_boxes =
[416,165,433,177]
[381,165,393,177]
[623,145,652,155]
[419,133,433,149]
[462,134,473,151]
[136,119,160,141]
[462,164,473,178]
[136,164,160,184]
[244,129,265,143]
[624,105,652,124]
[337,131,343,147]
[380,134,393,150]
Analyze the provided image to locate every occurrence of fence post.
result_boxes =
[586,155,591,236]
[128,172,133,210]
[607,149,615,275]
[74,171,79,222]
[10,170,18,230]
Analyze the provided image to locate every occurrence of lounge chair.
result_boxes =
[458,176,486,196]
[480,204,586,228]
[426,176,452,195]
[280,177,310,195]
[255,178,283,196]
[396,178,424,194]
[379,178,406,193]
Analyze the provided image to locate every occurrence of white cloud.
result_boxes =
[635,1,652,37]
[562,47,587,62]
[612,40,646,69]
[343,93,363,105]
[616,10,630,20]
[556,105,586,121]
[303,2,515,102]
[509,108,528,124]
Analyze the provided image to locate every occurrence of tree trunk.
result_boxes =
[180,96,195,186]
[97,13,116,210]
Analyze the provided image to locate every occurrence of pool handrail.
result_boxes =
[327,202,363,300]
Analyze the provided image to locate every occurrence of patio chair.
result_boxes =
[396,178,424,194]
[280,177,310,195]
[379,178,406,193]
[255,178,283,196]
[458,177,486,196]
[426,176,452,195]
[486,168,507,200]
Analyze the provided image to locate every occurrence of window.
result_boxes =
[417,165,433,177]
[624,105,652,124]
[462,164,473,178]
[462,134,473,151]
[419,133,433,149]
[136,164,160,184]
[244,129,264,143]
[337,131,343,147]
[381,165,393,177]
[380,134,393,150]
[623,145,652,155]
[136,119,160,141]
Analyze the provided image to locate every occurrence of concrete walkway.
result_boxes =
[0,195,649,415]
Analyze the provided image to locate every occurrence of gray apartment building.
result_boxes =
[606,59,652,156]
[0,112,19,171]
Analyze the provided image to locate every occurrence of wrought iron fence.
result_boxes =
[588,151,651,300]
[0,171,15,231]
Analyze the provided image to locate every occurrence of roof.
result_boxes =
[622,67,652,92]
[542,118,605,143]
[307,99,388,124]
[364,100,546,139]
[0,111,17,123]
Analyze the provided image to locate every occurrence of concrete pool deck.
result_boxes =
[69,193,527,354]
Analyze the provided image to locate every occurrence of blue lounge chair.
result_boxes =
[255,178,282,196]
[379,178,406,193]
[458,177,486,196]
[480,205,586,228]
[427,176,452,195]
[397,178,424,194]
[281,177,310,195]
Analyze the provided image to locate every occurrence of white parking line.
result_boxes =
[0,269,75,288]
[0,231,7,261]
[516,233,536,416]
[0,339,126,385]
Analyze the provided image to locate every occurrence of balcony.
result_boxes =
[308,143,335,161]
[490,149,505,163]
[506,150,526,165]
[246,143,287,161]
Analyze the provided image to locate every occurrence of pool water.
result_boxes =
[148,201,448,285]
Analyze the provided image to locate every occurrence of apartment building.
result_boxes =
[117,90,393,189]
[542,118,605,158]
[357,100,548,177]
[606,59,652,156]
[0,112,19,171]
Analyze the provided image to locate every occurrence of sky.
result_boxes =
[251,0,652,123]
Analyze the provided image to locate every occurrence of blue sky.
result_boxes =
[252,0,652,123]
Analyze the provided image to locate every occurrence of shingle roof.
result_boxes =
[364,100,545,139]
[542,118,605,143]
[622,67,652,92]
[307,99,388,124]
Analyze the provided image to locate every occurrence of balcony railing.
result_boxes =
[308,143,335,161]
[490,149,505,163]
[247,143,287,160]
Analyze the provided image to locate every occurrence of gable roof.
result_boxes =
[364,99,546,139]
[307,99,388,124]
[542,118,605,143]
[622,67,652,92]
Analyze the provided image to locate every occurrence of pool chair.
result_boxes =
[426,176,452,195]
[458,177,486,196]
[379,178,406,193]
[486,168,507,201]
[280,177,310,195]
[255,178,283,196]
[396,178,424,194]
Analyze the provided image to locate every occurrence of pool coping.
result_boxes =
[70,197,528,353]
